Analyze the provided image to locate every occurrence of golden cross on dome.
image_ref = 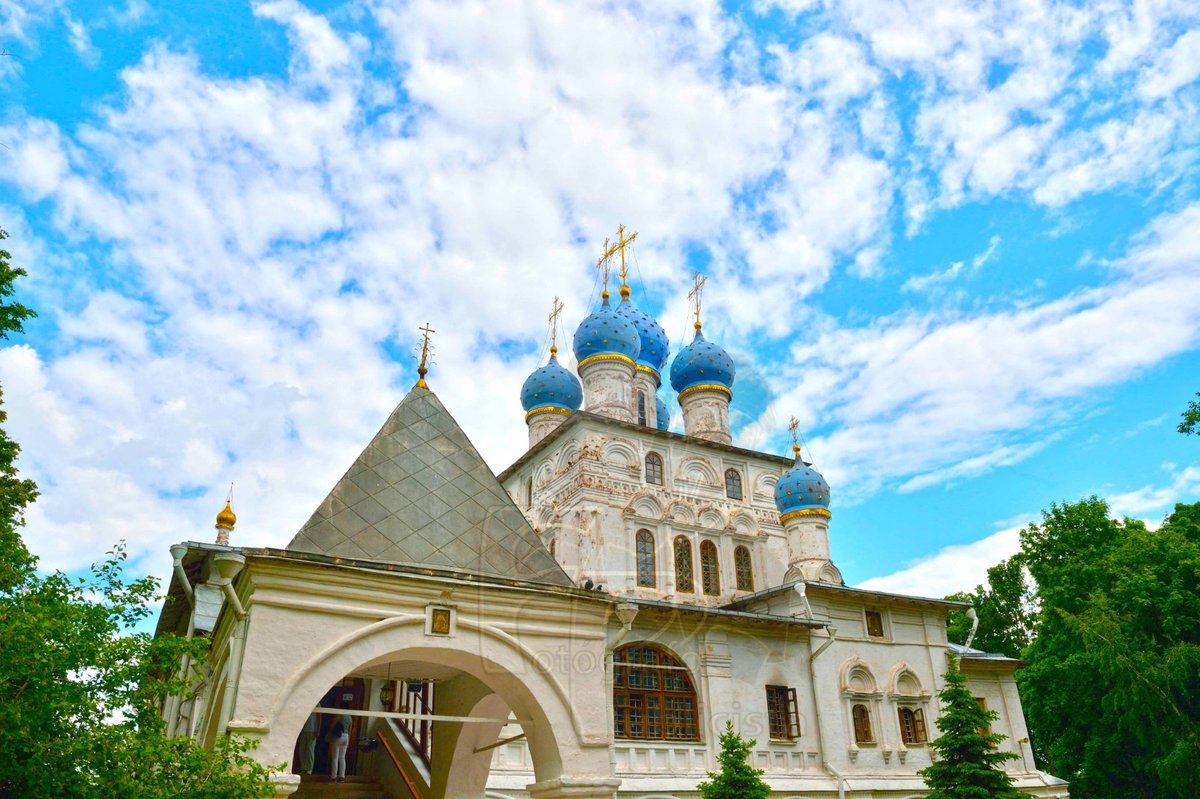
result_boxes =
[788,417,802,458]
[688,272,708,330]
[547,296,564,354]
[601,224,639,292]
[416,322,435,389]
[596,237,612,295]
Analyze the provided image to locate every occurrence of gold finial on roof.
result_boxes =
[215,484,236,545]
[788,416,801,459]
[416,322,435,389]
[216,499,237,529]
[601,225,639,298]
[688,272,708,332]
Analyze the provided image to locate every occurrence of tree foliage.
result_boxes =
[1017,498,1200,799]
[697,721,771,799]
[919,658,1023,799]
[0,228,275,799]
[0,229,36,591]
[1180,392,1200,436]
[946,555,1037,660]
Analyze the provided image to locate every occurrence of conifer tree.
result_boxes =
[697,721,771,799]
[919,658,1024,799]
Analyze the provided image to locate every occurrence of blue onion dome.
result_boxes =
[775,445,831,522]
[614,285,670,373]
[521,346,583,418]
[655,396,670,431]
[572,291,641,367]
[669,324,735,397]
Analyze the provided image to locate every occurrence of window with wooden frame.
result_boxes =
[734,545,753,592]
[635,529,656,588]
[974,697,991,735]
[898,707,928,744]
[852,703,874,743]
[674,537,694,593]
[644,452,664,486]
[613,644,700,742]
[724,468,743,499]
[865,610,884,638]
[700,540,720,595]
[766,685,800,740]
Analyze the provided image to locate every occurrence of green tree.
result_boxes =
[1017,498,1200,799]
[919,658,1024,799]
[946,555,1037,660]
[0,228,275,798]
[1180,392,1200,436]
[697,721,770,799]
[0,229,36,591]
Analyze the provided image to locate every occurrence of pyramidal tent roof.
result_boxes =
[287,385,571,587]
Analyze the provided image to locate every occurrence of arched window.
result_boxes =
[548,538,556,558]
[700,540,720,595]
[644,452,664,486]
[613,644,700,741]
[524,476,534,509]
[898,707,927,744]
[724,469,743,500]
[734,546,753,592]
[852,704,873,743]
[673,537,694,593]
[636,530,656,587]
[637,391,648,426]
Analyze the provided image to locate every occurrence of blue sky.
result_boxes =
[2,0,1198,597]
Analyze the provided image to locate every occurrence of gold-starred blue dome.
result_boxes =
[669,326,735,395]
[614,286,669,373]
[521,347,583,415]
[655,396,670,430]
[573,292,641,367]
[775,448,831,521]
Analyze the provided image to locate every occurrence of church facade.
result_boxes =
[156,247,1068,798]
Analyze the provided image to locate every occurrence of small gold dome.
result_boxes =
[215,499,237,529]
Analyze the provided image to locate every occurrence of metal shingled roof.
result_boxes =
[286,385,571,586]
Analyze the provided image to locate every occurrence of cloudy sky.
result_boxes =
[2,0,1198,598]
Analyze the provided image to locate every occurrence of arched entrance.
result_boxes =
[237,614,618,799]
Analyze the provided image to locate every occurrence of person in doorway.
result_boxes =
[327,704,352,782]
[298,709,320,774]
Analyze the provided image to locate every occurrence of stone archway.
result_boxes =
[232,613,618,799]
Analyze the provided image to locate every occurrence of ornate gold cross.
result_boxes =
[601,224,639,289]
[547,296,564,352]
[596,237,612,294]
[788,416,801,458]
[688,272,708,330]
[416,322,435,388]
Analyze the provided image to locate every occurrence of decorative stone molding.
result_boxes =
[527,776,623,799]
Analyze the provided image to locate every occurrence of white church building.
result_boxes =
[156,239,1069,799]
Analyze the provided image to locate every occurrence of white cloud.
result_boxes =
[1136,28,1200,99]
[1108,464,1200,517]
[759,201,1200,500]
[862,461,1200,597]
[0,0,60,43]
[62,12,99,68]
[901,235,1000,293]
[857,524,1024,598]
